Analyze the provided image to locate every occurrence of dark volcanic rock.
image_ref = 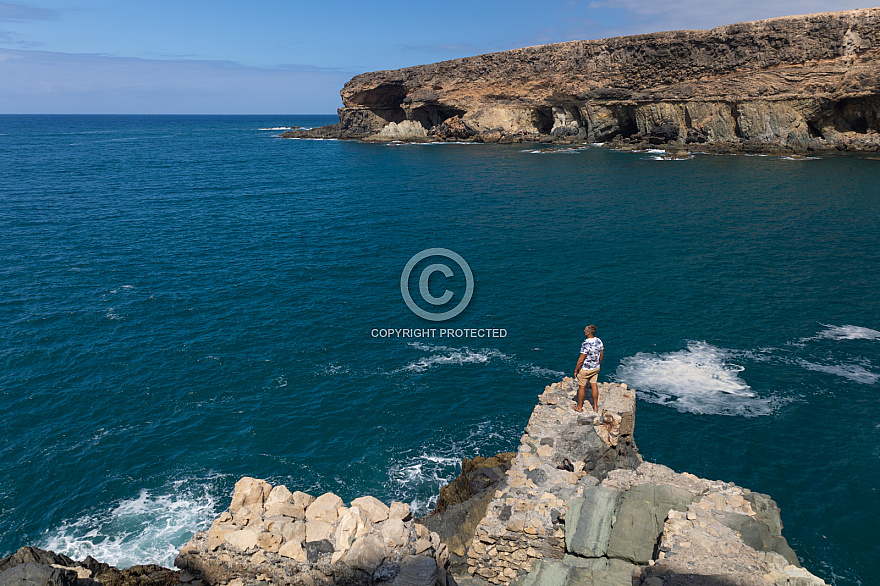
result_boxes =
[0,547,178,586]
[0,547,76,572]
[0,563,77,586]
[428,116,474,140]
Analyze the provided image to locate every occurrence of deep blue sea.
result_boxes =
[1,115,878,584]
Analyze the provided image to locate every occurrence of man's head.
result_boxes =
[584,324,597,337]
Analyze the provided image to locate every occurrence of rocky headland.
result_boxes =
[284,8,880,153]
[1,378,827,585]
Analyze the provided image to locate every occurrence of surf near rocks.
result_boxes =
[175,478,450,586]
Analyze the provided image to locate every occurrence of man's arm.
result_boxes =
[599,348,604,365]
[574,353,586,376]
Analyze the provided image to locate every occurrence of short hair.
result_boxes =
[586,324,597,335]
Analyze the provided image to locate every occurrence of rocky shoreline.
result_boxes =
[0,378,826,585]
[283,8,880,154]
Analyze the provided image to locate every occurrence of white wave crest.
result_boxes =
[399,343,508,373]
[615,341,778,416]
[814,324,880,341]
[258,126,296,130]
[797,360,879,385]
[649,154,694,161]
[38,480,220,568]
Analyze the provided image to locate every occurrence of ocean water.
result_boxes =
[0,115,878,584]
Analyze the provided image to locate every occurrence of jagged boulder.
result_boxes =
[429,116,474,140]
[175,480,449,586]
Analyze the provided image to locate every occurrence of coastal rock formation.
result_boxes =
[464,380,641,584]
[174,478,450,586]
[417,378,825,586]
[285,8,880,152]
[0,546,178,586]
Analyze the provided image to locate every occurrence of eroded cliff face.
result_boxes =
[285,8,880,151]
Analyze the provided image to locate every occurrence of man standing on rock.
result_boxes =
[573,324,603,413]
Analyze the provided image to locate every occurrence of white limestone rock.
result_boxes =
[229,477,271,514]
[281,520,306,544]
[224,529,260,552]
[335,506,368,555]
[305,520,334,542]
[278,539,308,563]
[291,491,316,510]
[343,534,388,572]
[381,517,410,549]
[390,501,411,521]
[208,520,238,551]
[305,492,344,523]
[256,531,281,553]
[351,496,390,524]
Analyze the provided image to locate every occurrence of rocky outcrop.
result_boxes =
[285,8,880,152]
[174,478,450,586]
[464,380,641,584]
[437,378,825,586]
[0,546,178,586]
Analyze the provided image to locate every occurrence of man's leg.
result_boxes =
[574,384,585,412]
[590,381,599,412]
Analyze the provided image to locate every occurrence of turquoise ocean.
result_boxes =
[1,115,878,584]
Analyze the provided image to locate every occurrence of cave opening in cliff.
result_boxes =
[534,108,554,134]
[833,97,880,134]
[347,84,408,124]
[410,107,467,129]
[615,107,639,139]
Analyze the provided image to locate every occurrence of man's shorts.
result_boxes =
[577,367,600,385]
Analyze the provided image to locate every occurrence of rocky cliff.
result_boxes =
[285,8,880,152]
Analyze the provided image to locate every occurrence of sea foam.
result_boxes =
[796,359,880,385]
[615,341,778,416]
[814,324,880,341]
[38,479,220,569]
[399,342,508,373]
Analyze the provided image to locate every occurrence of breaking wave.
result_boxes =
[614,341,780,416]
[38,478,222,569]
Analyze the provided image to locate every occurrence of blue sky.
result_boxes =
[0,0,875,113]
